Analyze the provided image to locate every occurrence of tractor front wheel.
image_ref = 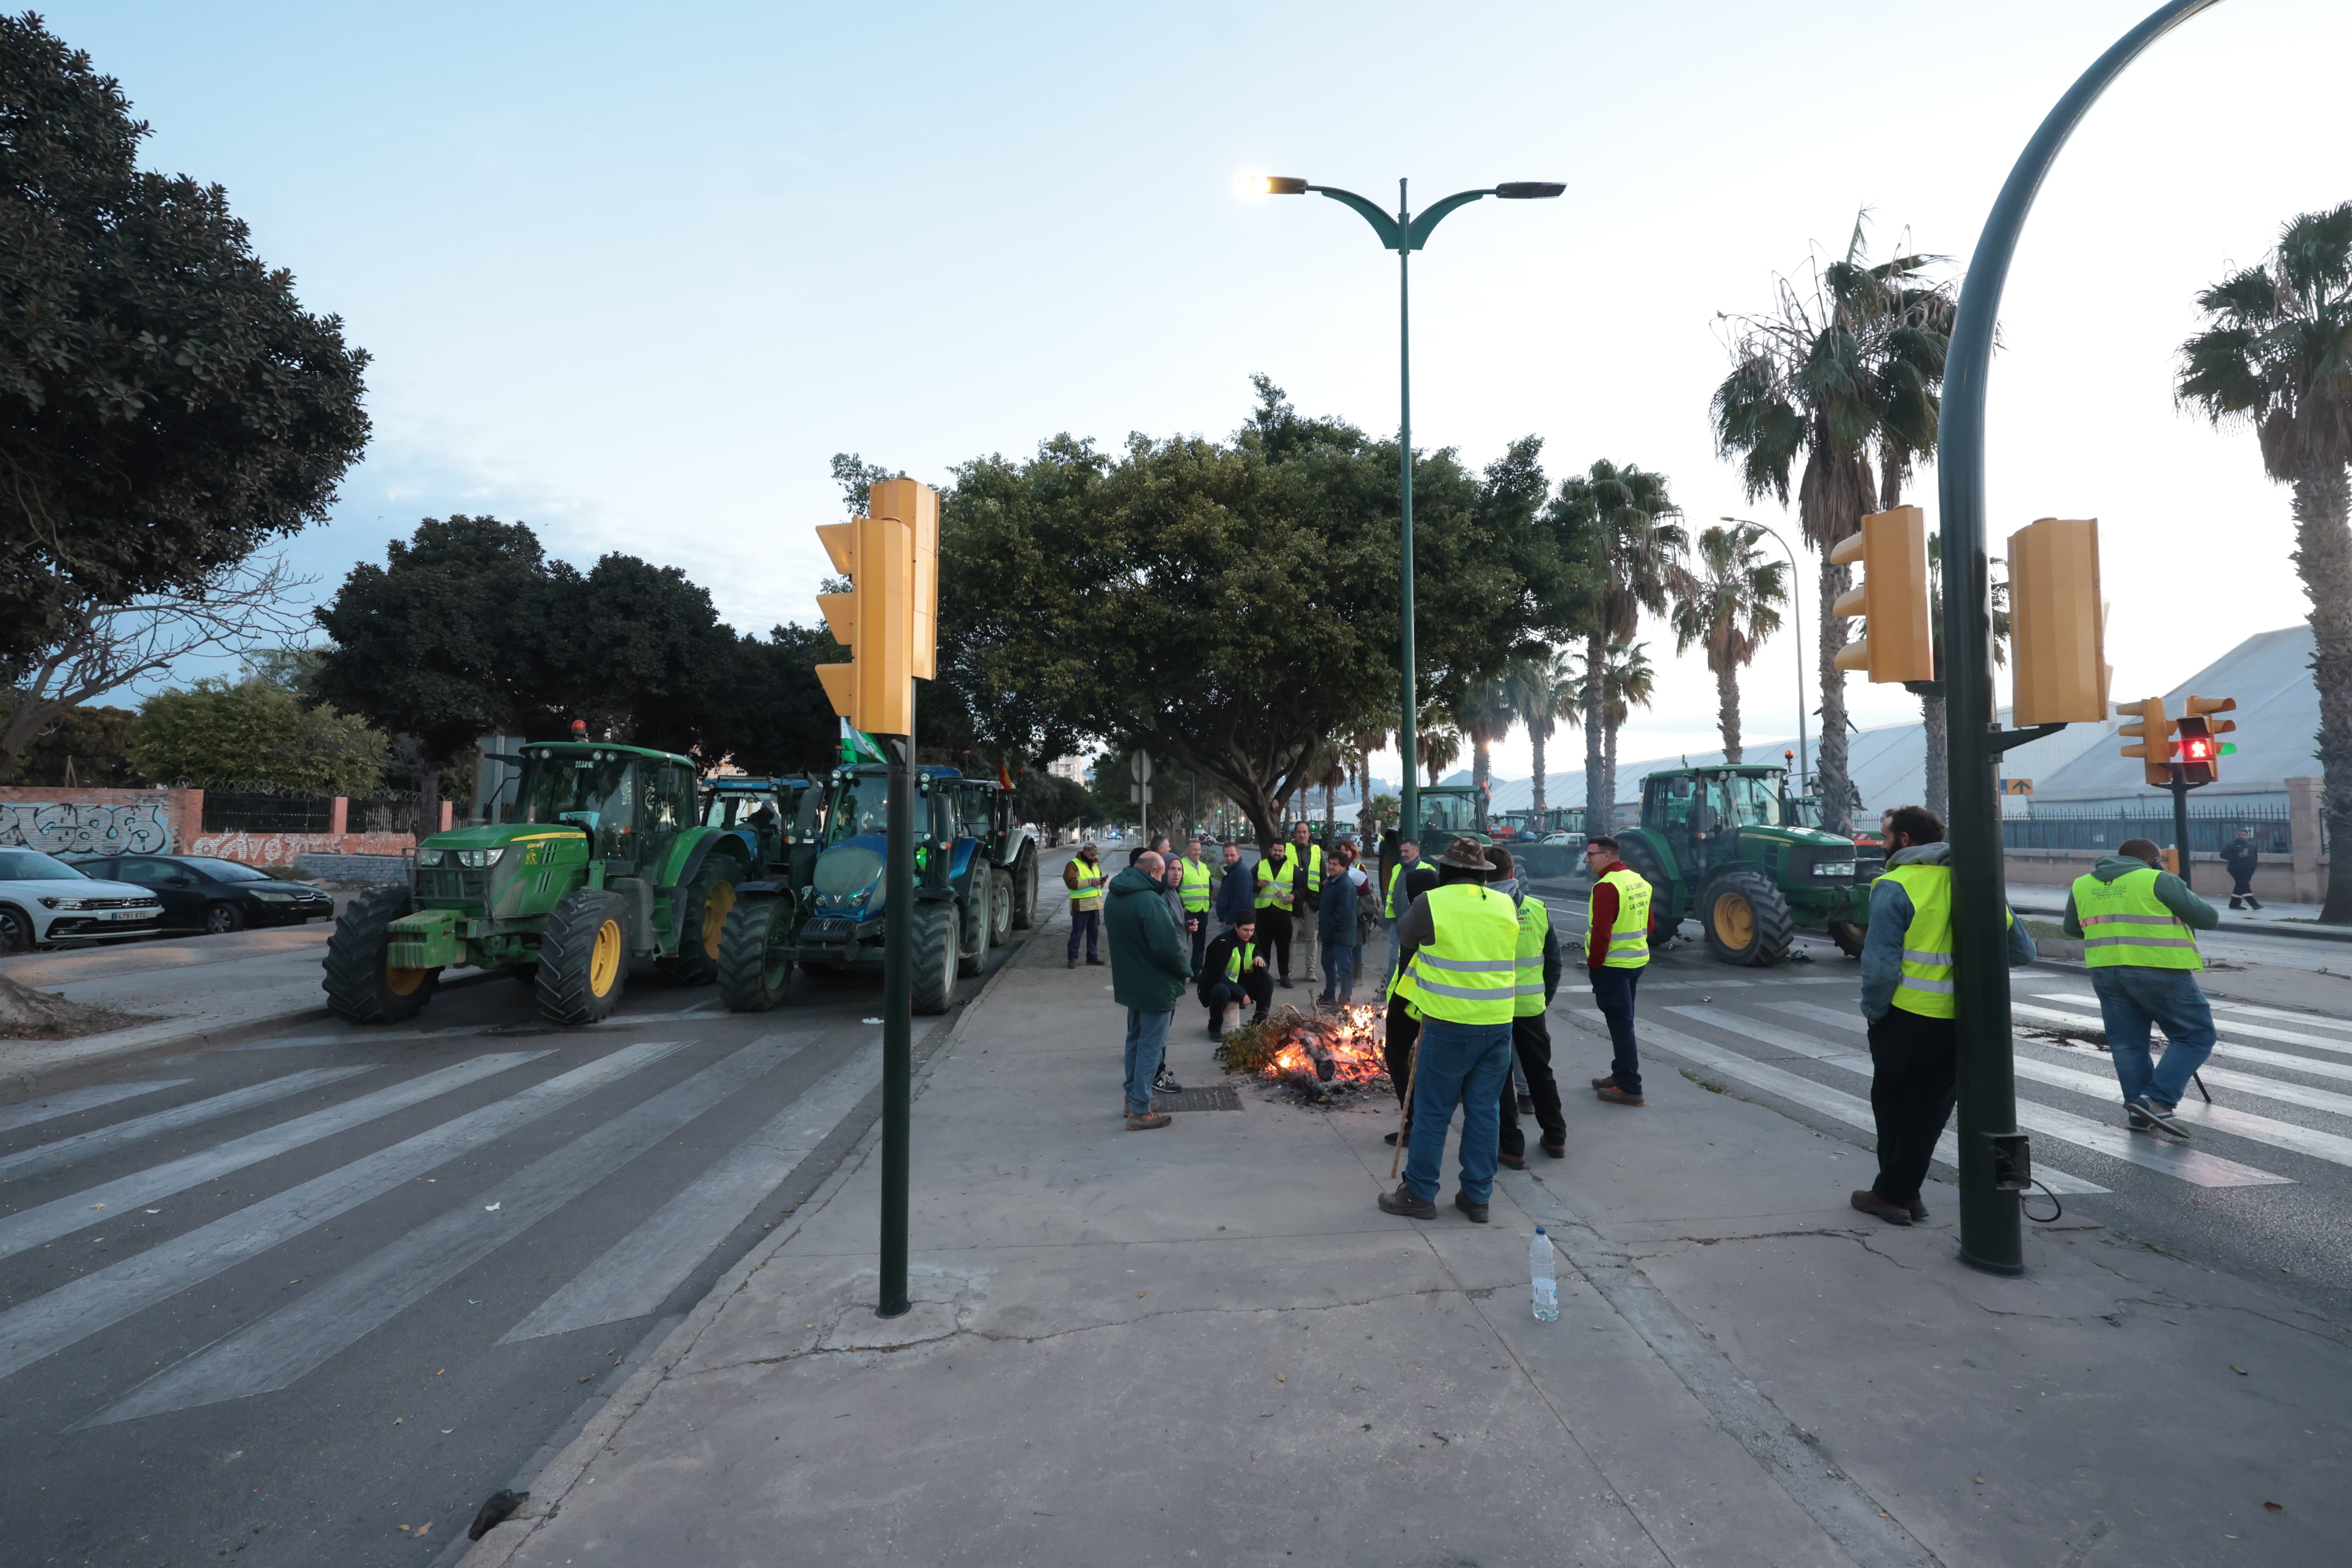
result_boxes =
[987,865,1013,947]
[958,870,989,977]
[1010,845,1038,930]
[537,889,629,1025]
[1700,872,1795,967]
[717,895,795,1012]
[911,899,957,1014]
[657,857,741,986]
[322,887,439,1024]
[1616,838,1679,950]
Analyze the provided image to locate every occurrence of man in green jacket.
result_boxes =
[2061,838,2220,1140]
[1105,849,1193,1130]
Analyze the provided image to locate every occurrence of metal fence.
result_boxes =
[2005,804,2292,856]
[199,792,336,834]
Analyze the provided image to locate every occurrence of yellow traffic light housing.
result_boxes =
[1830,504,1934,684]
[814,479,939,737]
[2115,697,2176,788]
[2179,694,2236,786]
[2007,516,2109,725]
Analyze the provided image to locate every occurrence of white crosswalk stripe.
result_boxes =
[0,1067,376,1184]
[0,1042,681,1383]
[2026,992,2352,1059]
[84,1034,803,1426]
[0,1053,540,1262]
[2033,989,2352,1037]
[1997,1003,2352,1115]
[501,1041,882,1344]
[0,1081,190,1134]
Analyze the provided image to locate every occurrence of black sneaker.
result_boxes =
[2128,1095,2190,1140]
[1378,1183,1437,1220]
[1153,1065,1183,1094]
[1453,1191,1490,1224]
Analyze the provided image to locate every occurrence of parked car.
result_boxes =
[0,849,165,953]
[73,854,334,934]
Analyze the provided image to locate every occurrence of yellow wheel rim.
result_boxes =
[590,917,623,996]
[701,879,736,959]
[1713,892,1754,949]
[385,963,432,996]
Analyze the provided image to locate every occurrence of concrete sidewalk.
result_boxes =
[467,929,2352,1568]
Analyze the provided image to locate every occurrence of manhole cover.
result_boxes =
[1157,1085,1242,1113]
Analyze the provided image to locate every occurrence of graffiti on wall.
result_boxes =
[0,801,174,856]
[188,830,416,866]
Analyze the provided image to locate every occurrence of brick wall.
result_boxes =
[0,786,418,866]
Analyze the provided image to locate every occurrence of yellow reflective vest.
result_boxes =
[1406,883,1521,1025]
[1592,868,1652,970]
[1254,854,1295,911]
[1289,841,1325,899]
[1512,893,1550,1018]
[2072,866,2202,972]
[1069,857,1104,913]
[1178,857,1213,912]
[1222,939,1258,982]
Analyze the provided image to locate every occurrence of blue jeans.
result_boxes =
[1068,908,1101,962]
[2091,966,2216,1109]
[1402,1018,1514,1204]
[1124,1008,1173,1115]
[1589,965,1644,1097]
[1319,944,1358,1005]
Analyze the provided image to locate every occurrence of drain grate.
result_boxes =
[1157,1084,1242,1113]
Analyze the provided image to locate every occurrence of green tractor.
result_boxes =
[1412,783,1486,848]
[323,740,753,1026]
[1615,764,1872,966]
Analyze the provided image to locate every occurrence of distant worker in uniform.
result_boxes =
[1851,806,2036,1226]
[2063,835,2217,1142]
[1487,848,1566,1168]
[1178,837,1215,975]
[1064,841,1106,968]
[1289,820,1327,988]
[1254,838,1298,987]
[1583,836,1652,1106]
[1199,914,1274,1038]
[1382,838,1433,987]
[2221,828,2262,911]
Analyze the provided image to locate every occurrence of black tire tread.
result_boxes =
[1702,871,1795,967]
[717,896,794,1013]
[322,887,436,1024]
[1010,846,1038,930]
[1615,836,1678,949]
[957,868,988,977]
[656,855,741,985]
[537,889,628,1025]
[911,900,956,1014]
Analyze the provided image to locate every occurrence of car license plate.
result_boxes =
[107,909,151,921]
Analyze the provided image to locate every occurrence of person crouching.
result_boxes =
[1199,916,1274,1039]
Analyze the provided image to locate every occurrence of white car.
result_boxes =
[0,848,165,954]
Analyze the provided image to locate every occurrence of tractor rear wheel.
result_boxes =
[1615,837,1679,950]
[1700,872,1794,967]
[958,869,989,977]
[657,857,741,986]
[987,864,1013,947]
[717,895,794,1012]
[537,889,629,1025]
[1010,845,1039,930]
[322,887,439,1024]
[911,899,957,1014]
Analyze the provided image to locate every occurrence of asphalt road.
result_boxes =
[2,895,1057,1568]
[1522,879,2352,1320]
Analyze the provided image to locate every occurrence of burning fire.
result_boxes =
[1264,1004,1389,1088]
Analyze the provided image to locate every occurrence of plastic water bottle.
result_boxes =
[1530,1228,1559,1321]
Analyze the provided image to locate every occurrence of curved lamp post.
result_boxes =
[1721,515,1808,793]
[1239,174,1563,844]
[1940,0,2223,1275]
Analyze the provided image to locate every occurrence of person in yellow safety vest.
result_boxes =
[1063,842,1106,968]
[1850,805,2037,1227]
[1378,837,1522,1225]
[1583,836,1655,1107]
[2061,836,2220,1142]
[1381,838,1435,995]
[1253,840,1299,988]
[1197,915,1273,1038]
[1289,821,1328,988]
[1484,847,1566,1169]
[1177,838,1215,978]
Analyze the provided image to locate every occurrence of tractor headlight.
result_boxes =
[416,849,447,867]
[455,847,508,868]
[1812,860,1856,879]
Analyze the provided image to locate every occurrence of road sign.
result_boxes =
[1130,751,1153,784]
[1999,778,2033,795]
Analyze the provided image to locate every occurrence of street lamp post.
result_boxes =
[1241,173,1562,846]
[1722,516,1808,792]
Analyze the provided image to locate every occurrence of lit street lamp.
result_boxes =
[1721,516,1809,796]
[1238,172,1562,844]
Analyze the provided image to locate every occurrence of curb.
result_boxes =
[458,883,1069,1568]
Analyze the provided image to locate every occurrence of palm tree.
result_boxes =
[1502,649,1579,813]
[1712,215,1954,833]
[1419,722,1462,787]
[1668,523,1787,763]
[2179,202,2352,921]
[1594,639,1656,826]
[1547,461,1685,836]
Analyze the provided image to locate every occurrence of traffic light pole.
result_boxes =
[1936,0,2221,1277]
[2171,771,2195,893]
[877,730,914,1319]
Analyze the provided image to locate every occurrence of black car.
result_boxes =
[74,854,336,935]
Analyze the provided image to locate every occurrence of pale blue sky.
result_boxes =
[45,0,2352,776]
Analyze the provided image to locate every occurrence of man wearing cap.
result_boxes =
[1583,836,1653,1106]
[1063,841,1106,968]
[1487,847,1567,1167]
[1378,837,1522,1224]
[2061,835,2218,1142]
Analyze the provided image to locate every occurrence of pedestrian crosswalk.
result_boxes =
[0,1024,892,1428]
[1612,982,2352,1195]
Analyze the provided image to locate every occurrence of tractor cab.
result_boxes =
[508,743,696,878]
[701,776,822,878]
[1414,785,1483,847]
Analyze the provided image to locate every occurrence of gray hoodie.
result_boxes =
[1858,842,2036,1021]
[2059,854,2218,939]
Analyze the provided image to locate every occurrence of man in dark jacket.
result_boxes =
[1199,916,1274,1037]
[1316,857,1373,1007]
[1487,848,1566,1169]
[2220,828,2262,910]
[1212,840,1255,931]
[1105,850,1192,1130]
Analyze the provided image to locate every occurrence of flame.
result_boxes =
[1260,1003,1388,1087]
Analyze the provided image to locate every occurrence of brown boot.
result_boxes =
[1849,1189,1913,1226]
[1125,1110,1172,1130]
[1594,1086,1645,1106]
[1590,1073,1617,1090]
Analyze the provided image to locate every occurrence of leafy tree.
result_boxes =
[0,16,368,672]
[0,699,135,785]
[1503,649,1578,813]
[1578,638,1656,825]
[937,379,1575,843]
[1013,771,1097,835]
[2179,202,2352,920]
[1548,461,1685,832]
[130,677,386,794]
[722,623,858,777]
[1669,522,1787,763]
[1712,217,1952,833]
